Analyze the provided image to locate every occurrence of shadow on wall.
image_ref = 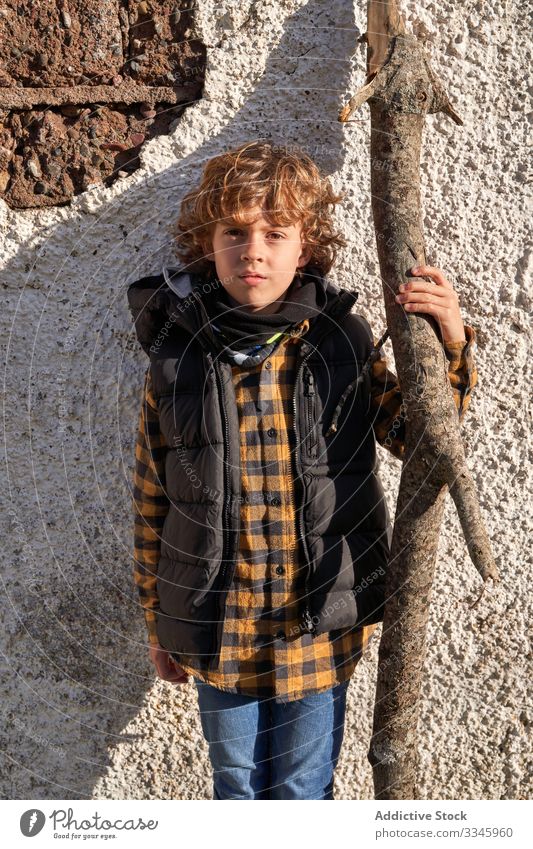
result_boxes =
[0,0,367,800]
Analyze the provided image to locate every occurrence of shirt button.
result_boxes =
[271,496,281,506]
[265,360,272,369]
[275,564,284,575]
[275,629,286,641]
[267,427,276,437]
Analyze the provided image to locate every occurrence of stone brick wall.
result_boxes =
[0,1,205,207]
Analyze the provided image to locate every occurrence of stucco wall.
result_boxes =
[0,0,530,800]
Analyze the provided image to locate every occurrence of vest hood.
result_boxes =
[126,265,359,357]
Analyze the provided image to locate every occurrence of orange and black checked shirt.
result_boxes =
[132,321,477,702]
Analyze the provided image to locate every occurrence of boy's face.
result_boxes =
[205,206,312,315]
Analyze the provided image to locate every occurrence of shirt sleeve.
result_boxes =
[369,324,478,461]
[132,368,170,646]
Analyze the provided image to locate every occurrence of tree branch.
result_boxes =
[339,0,499,800]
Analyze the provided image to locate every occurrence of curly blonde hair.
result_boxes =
[171,140,347,277]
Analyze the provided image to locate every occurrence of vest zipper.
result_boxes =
[207,353,241,670]
[302,365,317,458]
[292,322,341,635]
[292,350,315,635]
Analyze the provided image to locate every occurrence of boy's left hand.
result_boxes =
[395,265,466,344]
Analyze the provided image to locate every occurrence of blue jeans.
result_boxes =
[193,677,349,800]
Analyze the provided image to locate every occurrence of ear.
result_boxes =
[199,238,215,265]
[296,242,313,269]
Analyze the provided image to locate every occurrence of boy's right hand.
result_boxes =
[149,643,190,685]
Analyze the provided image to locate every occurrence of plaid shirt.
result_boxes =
[132,321,477,702]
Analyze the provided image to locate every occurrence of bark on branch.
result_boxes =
[339,0,499,800]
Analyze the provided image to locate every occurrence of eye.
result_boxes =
[267,232,285,240]
[224,228,241,236]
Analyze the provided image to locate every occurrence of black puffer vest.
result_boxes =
[127,268,392,670]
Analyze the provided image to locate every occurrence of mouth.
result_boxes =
[239,273,267,286]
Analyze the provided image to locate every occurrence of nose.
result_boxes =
[240,232,264,263]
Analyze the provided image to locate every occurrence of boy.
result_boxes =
[127,140,477,800]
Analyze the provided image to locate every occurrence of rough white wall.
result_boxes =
[0,0,530,800]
